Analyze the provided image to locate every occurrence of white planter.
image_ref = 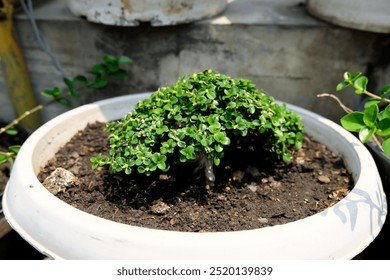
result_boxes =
[306,0,390,34]
[67,0,228,26]
[2,93,387,259]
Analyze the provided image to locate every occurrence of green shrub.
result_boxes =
[91,69,304,181]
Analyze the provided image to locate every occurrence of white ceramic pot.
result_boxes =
[2,93,387,259]
[306,0,390,34]
[67,0,228,26]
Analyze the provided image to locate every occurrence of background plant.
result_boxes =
[0,55,133,167]
[91,69,304,183]
[318,71,390,158]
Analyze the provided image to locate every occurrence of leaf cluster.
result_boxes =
[0,145,20,167]
[91,69,304,177]
[0,55,133,168]
[337,72,390,157]
[41,55,133,107]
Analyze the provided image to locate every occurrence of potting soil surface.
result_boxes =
[38,121,354,232]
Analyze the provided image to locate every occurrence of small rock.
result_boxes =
[247,184,258,193]
[169,217,177,225]
[318,175,331,184]
[258,218,269,224]
[150,201,170,215]
[70,152,79,159]
[159,174,175,181]
[295,157,305,165]
[42,167,82,195]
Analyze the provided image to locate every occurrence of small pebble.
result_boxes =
[150,201,170,215]
[318,175,331,184]
[42,167,81,195]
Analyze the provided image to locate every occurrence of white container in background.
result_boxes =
[306,0,390,34]
[67,0,228,26]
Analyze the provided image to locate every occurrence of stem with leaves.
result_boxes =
[318,71,390,157]
[0,55,133,167]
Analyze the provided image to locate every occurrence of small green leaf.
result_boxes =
[0,153,8,164]
[180,146,196,160]
[208,124,221,134]
[124,167,132,175]
[103,55,117,64]
[156,125,168,135]
[377,118,390,136]
[336,81,350,91]
[282,153,293,163]
[118,56,133,65]
[343,72,352,80]
[379,85,390,96]
[354,76,368,94]
[382,138,390,158]
[359,126,376,143]
[227,101,236,109]
[109,69,129,78]
[214,144,223,153]
[5,127,18,136]
[91,77,108,89]
[364,99,379,109]
[90,64,105,75]
[213,132,230,145]
[55,97,72,107]
[295,132,303,149]
[73,75,88,84]
[41,87,61,98]
[137,166,146,173]
[8,145,21,154]
[107,63,120,73]
[350,72,362,82]
[64,77,80,98]
[177,141,186,148]
[206,89,216,99]
[378,105,390,121]
[363,104,378,127]
[340,112,365,132]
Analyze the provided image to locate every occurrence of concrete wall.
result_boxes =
[1,0,390,126]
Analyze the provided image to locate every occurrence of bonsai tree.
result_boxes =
[91,69,304,185]
[318,71,390,158]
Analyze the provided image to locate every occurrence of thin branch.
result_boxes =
[317,93,353,114]
[364,90,390,103]
[317,93,384,150]
[0,104,44,135]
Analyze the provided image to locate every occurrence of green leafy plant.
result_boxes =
[318,71,390,158]
[0,55,133,167]
[91,69,304,184]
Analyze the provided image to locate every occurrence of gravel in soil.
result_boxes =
[38,121,354,232]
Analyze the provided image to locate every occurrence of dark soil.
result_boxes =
[38,121,354,232]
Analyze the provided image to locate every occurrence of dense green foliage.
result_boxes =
[91,70,304,177]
